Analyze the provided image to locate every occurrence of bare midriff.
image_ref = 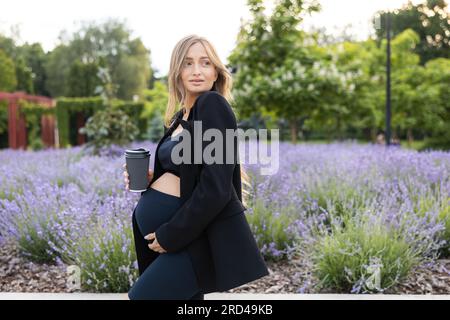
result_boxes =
[149,117,187,198]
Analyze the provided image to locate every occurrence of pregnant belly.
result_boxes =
[134,177,182,237]
[149,172,180,197]
[135,172,181,237]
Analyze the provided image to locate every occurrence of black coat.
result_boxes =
[142,90,269,294]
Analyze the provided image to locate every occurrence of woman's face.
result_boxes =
[180,42,218,98]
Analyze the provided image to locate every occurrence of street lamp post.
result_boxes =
[386,10,391,147]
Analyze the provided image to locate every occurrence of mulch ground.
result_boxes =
[1,240,449,294]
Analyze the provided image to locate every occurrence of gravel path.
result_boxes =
[1,240,450,294]
[0,240,72,293]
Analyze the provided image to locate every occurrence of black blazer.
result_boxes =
[142,90,269,293]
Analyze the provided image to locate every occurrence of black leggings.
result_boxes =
[128,187,204,300]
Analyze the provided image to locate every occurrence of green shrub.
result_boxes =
[13,211,62,264]
[65,220,138,293]
[311,216,420,293]
[246,198,298,262]
[418,195,450,257]
[79,107,139,155]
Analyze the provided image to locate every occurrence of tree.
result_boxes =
[18,43,50,96]
[45,18,152,99]
[14,56,33,93]
[67,60,102,97]
[419,58,450,149]
[374,0,449,64]
[386,29,424,144]
[141,81,169,141]
[79,66,139,156]
[229,0,321,143]
[0,34,16,58]
[305,40,377,142]
[0,34,49,95]
[0,49,17,91]
[44,44,77,97]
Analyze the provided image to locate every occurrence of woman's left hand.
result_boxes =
[145,232,167,253]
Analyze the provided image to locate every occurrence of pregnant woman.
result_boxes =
[123,35,269,300]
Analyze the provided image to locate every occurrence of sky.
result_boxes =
[0,0,424,77]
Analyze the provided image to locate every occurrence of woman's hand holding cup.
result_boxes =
[123,163,153,191]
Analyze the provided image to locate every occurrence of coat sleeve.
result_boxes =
[154,92,238,253]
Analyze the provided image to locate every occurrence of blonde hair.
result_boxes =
[165,34,250,207]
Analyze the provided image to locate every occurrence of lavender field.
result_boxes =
[0,141,449,294]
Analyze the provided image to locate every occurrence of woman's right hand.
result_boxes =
[123,163,154,191]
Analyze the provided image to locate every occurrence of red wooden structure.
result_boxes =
[0,91,56,150]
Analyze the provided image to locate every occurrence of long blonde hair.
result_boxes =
[165,34,250,207]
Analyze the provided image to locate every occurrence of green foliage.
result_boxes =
[67,60,102,97]
[44,45,75,97]
[311,216,420,293]
[145,112,164,142]
[0,36,49,95]
[18,100,55,151]
[55,97,146,148]
[114,40,151,100]
[0,3,448,149]
[141,81,168,118]
[373,0,449,64]
[79,107,139,155]
[141,81,168,141]
[18,43,49,96]
[95,66,119,103]
[246,198,299,262]
[438,202,450,257]
[0,49,17,91]
[419,58,450,150]
[14,56,34,93]
[231,5,449,146]
[65,221,138,293]
[13,209,62,264]
[230,0,370,142]
[381,29,425,141]
[44,19,152,100]
[416,195,450,257]
[0,100,8,136]
[230,0,321,122]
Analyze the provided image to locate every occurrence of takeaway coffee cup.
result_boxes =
[124,148,151,192]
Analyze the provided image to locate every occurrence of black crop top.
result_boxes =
[158,131,183,177]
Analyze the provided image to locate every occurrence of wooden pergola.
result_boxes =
[0,91,56,150]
